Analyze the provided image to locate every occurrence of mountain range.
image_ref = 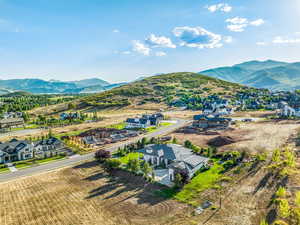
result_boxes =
[0,78,125,94]
[200,60,300,91]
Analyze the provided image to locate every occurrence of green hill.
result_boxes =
[77,72,251,110]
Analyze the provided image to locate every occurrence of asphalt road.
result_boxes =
[0,119,190,183]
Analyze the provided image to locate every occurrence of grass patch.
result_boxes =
[118,152,143,164]
[106,122,126,130]
[35,155,66,164]
[0,167,9,173]
[175,162,224,205]
[145,122,173,133]
[15,161,35,169]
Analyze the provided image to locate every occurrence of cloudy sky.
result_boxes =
[0,0,299,82]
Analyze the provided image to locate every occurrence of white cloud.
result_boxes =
[132,40,151,55]
[272,36,300,44]
[250,19,265,26]
[145,34,176,48]
[207,3,232,13]
[226,17,264,32]
[173,26,222,49]
[226,17,248,24]
[223,36,233,43]
[155,51,167,56]
[227,24,247,32]
[256,42,267,46]
[113,29,120,33]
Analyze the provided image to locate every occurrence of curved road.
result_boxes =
[0,119,190,183]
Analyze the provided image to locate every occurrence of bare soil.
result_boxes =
[172,120,300,154]
[0,161,194,225]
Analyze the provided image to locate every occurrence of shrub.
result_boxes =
[276,187,287,198]
[95,150,111,162]
[104,159,121,170]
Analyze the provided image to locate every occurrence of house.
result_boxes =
[142,113,164,126]
[3,112,23,119]
[0,139,34,163]
[34,137,65,158]
[137,144,209,181]
[280,102,300,117]
[0,118,24,129]
[193,114,231,129]
[60,112,80,120]
[126,118,151,129]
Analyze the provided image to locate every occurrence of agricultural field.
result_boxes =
[0,161,194,225]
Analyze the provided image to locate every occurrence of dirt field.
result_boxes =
[0,161,194,225]
[172,120,300,154]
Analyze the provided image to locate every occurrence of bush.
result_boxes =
[95,150,111,162]
[104,159,121,170]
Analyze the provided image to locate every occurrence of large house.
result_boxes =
[126,113,164,129]
[137,144,209,181]
[34,137,65,158]
[280,102,300,117]
[0,118,24,129]
[0,139,34,163]
[193,114,231,129]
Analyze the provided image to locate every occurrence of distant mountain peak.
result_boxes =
[200,60,300,91]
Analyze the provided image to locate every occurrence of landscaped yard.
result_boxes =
[175,161,224,206]
[106,122,126,130]
[145,122,173,133]
[158,159,224,206]
[118,152,143,164]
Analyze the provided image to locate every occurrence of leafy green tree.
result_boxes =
[141,162,152,178]
[172,137,178,144]
[276,187,287,198]
[278,199,290,219]
[104,159,121,170]
[184,140,193,149]
[174,173,183,188]
[127,159,140,173]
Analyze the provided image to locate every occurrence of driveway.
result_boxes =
[154,169,173,187]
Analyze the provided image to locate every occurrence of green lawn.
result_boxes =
[157,160,224,206]
[106,122,126,130]
[145,122,173,133]
[14,155,66,169]
[35,155,66,164]
[0,167,9,173]
[118,152,143,164]
[175,162,224,205]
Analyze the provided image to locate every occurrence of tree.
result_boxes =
[276,187,287,198]
[278,199,290,219]
[95,150,111,162]
[104,159,121,170]
[141,162,152,178]
[174,173,183,188]
[295,191,300,207]
[127,159,140,173]
[184,140,193,149]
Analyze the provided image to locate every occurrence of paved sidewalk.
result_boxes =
[5,163,18,172]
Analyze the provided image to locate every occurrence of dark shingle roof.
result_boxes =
[138,144,209,169]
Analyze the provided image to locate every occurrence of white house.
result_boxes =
[0,139,34,163]
[137,144,209,182]
[125,118,151,129]
[280,104,300,117]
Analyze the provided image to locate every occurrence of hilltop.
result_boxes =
[76,72,252,111]
[200,60,300,90]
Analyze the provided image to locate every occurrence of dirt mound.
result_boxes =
[207,135,236,147]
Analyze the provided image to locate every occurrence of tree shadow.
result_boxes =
[84,169,169,206]
[73,160,99,169]
[253,172,273,194]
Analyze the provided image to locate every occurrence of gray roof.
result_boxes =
[138,144,209,169]
[0,118,24,124]
[0,139,31,155]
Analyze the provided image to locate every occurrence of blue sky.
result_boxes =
[0,0,299,83]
